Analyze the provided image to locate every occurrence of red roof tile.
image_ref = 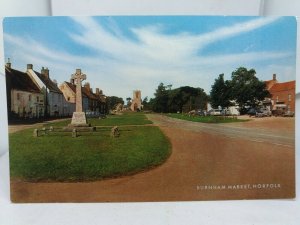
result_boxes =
[269,80,295,93]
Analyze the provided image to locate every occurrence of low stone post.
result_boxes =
[72,128,77,138]
[33,129,39,137]
[111,126,120,138]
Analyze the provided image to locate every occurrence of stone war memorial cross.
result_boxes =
[70,69,89,127]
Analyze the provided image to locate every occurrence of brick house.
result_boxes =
[265,74,295,113]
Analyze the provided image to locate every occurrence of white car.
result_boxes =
[208,109,222,116]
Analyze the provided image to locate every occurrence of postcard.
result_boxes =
[3,16,296,202]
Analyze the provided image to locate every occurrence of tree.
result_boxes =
[126,97,131,107]
[168,86,208,113]
[230,67,270,110]
[210,74,232,109]
[152,83,171,113]
[106,96,124,111]
[141,96,147,109]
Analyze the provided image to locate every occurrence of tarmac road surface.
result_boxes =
[10,114,295,202]
[148,114,295,148]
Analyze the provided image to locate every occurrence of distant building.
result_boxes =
[95,88,106,114]
[130,90,143,111]
[264,74,295,112]
[83,82,105,113]
[5,61,44,119]
[59,81,86,113]
[26,64,66,117]
[59,79,106,114]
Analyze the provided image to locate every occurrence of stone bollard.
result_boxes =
[49,126,53,132]
[42,127,46,135]
[111,126,120,138]
[72,128,77,138]
[33,129,39,137]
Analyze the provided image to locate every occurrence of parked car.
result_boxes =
[247,108,258,117]
[207,109,222,116]
[247,108,265,117]
[197,110,207,116]
[284,111,294,117]
[260,108,272,117]
[272,109,285,117]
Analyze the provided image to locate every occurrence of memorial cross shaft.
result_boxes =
[71,69,86,112]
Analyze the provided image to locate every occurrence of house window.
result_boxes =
[29,95,32,101]
[288,94,291,101]
[17,93,20,100]
[36,96,39,102]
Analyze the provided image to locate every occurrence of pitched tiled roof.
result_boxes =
[82,88,98,100]
[65,82,88,98]
[34,70,62,93]
[5,67,41,93]
[269,80,295,93]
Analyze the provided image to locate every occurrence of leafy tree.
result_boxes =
[152,83,171,113]
[106,96,124,111]
[151,83,208,113]
[210,74,232,109]
[126,97,132,106]
[140,96,148,109]
[168,86,208,113]
[230,67,270,110]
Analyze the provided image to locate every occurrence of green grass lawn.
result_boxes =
[9,113,170,182]
[48,112,153,127]
[167,113,249,123]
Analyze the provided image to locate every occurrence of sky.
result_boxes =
[3,16,297,100]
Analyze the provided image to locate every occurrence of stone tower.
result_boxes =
[130,90,142,111]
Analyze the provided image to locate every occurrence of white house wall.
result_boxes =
[27,69,45,90]
[11,89,44,118]
[28,69,67,117]
[48,92,65,116]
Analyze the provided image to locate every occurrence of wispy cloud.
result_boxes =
[4,16,294,99]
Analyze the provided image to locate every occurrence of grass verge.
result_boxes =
[48,112,153,127]
[167,113,249,123]
[9,113,170,182]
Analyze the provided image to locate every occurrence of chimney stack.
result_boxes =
[27,64,33,70]
[41,67,49,79]
[96,88,100,95]
[84,82,90,92]
[273,74,276,81]
[6,58,11,69]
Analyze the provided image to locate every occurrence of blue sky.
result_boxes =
[3,16,297,100]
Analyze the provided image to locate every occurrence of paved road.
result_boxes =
[10,114,295,202]
[147,114,295,148]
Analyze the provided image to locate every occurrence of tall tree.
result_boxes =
[106,96,124,111]
[210,74,231,109]
[126,97,131,107]
[152,83,171,113]
[230,67,270,110]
